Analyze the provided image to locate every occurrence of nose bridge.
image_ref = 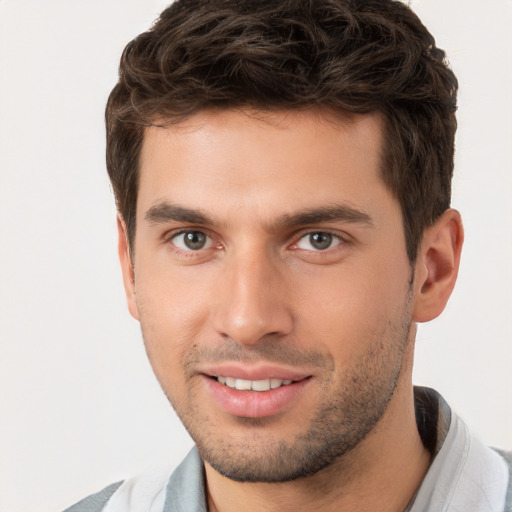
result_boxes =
[212,245,292,344]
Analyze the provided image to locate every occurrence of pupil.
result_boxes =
[184,231,206,250]
[310,232,332,250]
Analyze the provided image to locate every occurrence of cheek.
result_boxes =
[292,258,410,354]
[133,261,214,376]
[136,250,212,321]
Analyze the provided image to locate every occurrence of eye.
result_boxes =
[296,232,342,251]
[171,230,213,251]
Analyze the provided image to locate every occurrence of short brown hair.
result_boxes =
[106,0,458,262]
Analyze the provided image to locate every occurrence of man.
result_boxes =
[65,0,511,510]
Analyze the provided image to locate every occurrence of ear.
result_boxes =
[117,215,139,320]
[412,209,464,323]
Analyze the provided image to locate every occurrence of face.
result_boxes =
[122,109,417,482]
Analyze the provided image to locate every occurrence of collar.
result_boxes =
[407,387,509,512]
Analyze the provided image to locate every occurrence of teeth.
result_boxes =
[217,376,293,391]
[251,379,271,391]
[272,379,291,388]
[235,378,252,391]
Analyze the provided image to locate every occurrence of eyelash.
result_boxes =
[164,229,219,255]
[289,230,352,261]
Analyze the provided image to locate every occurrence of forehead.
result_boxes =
[137,109,390,223]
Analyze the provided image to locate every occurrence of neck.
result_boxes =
[205,378,430,512]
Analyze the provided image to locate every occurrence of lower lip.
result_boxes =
[203,376,310,418]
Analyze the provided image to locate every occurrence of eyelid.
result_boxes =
[164,227,218,252]
[289,229,350,251]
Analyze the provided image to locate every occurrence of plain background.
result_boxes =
[0,1,511,511]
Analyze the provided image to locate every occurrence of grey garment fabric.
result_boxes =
[495,449,512,512]
[163,448,207,512]
[63,481,123,512]
[414,386,452,458]
[403,387,451,511]
[408,412,508,511]
[405,388,511,512]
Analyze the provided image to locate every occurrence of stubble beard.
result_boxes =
[145,291,414,483]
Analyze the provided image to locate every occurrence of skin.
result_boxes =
[118,109,463,512]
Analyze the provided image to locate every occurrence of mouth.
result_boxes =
[214,376,295,392]
[202,370,312,418]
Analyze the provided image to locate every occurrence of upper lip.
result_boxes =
[200,363,312,382]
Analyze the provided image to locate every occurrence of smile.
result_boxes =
[216,376,293,391]
[205,374,312,418]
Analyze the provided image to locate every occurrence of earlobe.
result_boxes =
[412,209,464,323]
[117,215,140,321]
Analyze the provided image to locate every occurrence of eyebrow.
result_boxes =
[145,201,373,230]
[277,205,374,228]
[145,203,215,225]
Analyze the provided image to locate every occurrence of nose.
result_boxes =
[212,249,293,345]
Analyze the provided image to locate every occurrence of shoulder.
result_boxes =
[61,448,205,512]
[62,468,171,512]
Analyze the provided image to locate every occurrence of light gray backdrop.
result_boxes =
[0,1,511,511]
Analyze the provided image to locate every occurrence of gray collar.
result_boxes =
[407,387,509,512]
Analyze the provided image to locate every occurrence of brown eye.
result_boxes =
[172,231,212,251]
